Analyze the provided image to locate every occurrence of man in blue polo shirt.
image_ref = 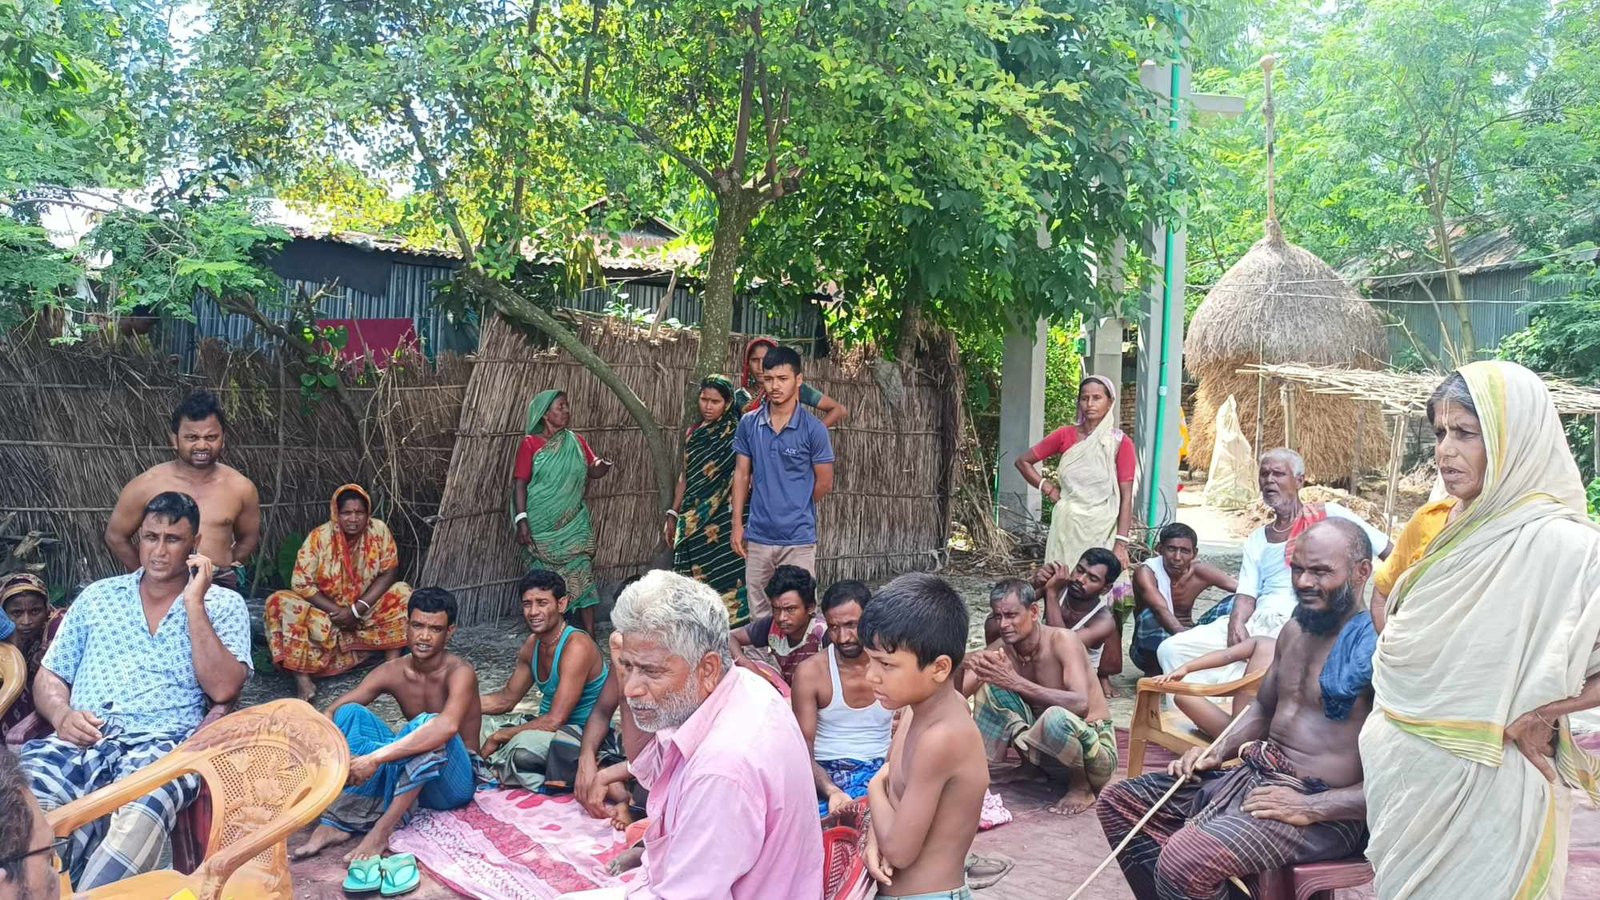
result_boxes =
[731,345,835,620]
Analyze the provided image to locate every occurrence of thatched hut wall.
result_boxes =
[1185,230,1388,482]
[0,331,465,592]
[422,315,962,625]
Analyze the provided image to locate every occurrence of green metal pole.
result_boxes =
[1145,15,1184,535]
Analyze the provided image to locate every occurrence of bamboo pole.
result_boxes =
[1384,414,1406,527]
[1280,382,1294,448]
[1064,710,1257,900]
[1254,372,1265,454]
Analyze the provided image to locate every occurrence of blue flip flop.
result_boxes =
[342,856,382,895]
[379,853,421,897]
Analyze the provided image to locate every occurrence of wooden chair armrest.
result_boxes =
[0,643,25,718]
[48,752,195,837]
[1135,667,1269,698]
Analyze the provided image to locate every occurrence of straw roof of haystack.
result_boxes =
[1186,222,1386,372]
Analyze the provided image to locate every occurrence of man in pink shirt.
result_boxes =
[611,569,823,899]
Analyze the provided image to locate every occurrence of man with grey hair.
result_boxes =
[1155,449,1391,685]
[608,569,822,899]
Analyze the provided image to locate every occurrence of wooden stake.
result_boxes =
[1383,414,1406,527]
[1064,712,1256,900]
[1280,382,1295,448]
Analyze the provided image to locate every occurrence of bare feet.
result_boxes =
[1100,676,1118,698]
[1047,785,1098,817]
[608,846,645,876]
[344,829,395,863]
[990,761,1048,785]
[290,824,351,860]
[293,674,317,704]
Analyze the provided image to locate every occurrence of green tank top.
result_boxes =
[532,625,608,724]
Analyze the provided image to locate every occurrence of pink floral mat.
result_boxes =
[388,790,640,900]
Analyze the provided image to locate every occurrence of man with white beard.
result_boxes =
[607,570,823,899]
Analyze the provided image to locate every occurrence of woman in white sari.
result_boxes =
[1362,361,1600,898]
[1014,374,1136,571]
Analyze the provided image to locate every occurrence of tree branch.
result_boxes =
[579,104,720,190]
[398,103,477,261]
[731,46,757,183]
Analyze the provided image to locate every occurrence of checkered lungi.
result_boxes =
[972,684,1117,791]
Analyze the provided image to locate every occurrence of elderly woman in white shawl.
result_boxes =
[1014,374,1136,571]
[1363,361,1600,898]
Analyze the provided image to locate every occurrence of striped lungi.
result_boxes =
[21,724,200,890]
[321,705,481,833]
[972,684,1117,792]
[1096,740,1367,900]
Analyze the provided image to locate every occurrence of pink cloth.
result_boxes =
[978,789,1012,830]
[388,790,640,899]
[629,667,824,899]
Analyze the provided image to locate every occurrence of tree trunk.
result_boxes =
[694,190,760,397]
[1429,206,1475,362]
[459,269,677,512]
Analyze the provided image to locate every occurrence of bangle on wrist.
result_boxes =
[513,512,527,524]
[1114,534,1131,544]
[665,510,679,519]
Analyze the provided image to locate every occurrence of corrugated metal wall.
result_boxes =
[161,242,823,369]
[1369,268,1583,363]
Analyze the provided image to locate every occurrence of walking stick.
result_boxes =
[1064,710,1256,900]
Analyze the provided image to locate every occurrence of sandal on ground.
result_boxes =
[964,853,1014,890]
[342,856,383,895]
[379,853,422,897]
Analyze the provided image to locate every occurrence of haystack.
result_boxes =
[1184,56,1387,483]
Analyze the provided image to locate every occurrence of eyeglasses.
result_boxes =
[0,836,69,873]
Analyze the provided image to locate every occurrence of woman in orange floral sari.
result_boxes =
[265,484,411,701]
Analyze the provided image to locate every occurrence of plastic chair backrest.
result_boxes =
[180,699,350,896]
[0,642,25,721]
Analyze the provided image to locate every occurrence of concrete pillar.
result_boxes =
[998,317,1048,530]
[1082,238,1127,386]
[1134,221,1185,531]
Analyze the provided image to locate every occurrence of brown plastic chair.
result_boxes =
[0,642,24,722]
[47,698,349,900]
[1125,667,1270,777]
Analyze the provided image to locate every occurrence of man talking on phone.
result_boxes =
[19,491,252,891]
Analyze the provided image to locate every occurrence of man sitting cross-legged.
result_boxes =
[729,564,826,685]
[1129,522,1238,674]
[479,568,609,791]
[1097,519,1377,899]
[963,578,1115,817]
[293,588,482,864]
[791,580,893,815]
[22,491,251,891]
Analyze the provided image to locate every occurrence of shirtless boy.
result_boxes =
[105,390,260,588]
[861,574,988,900]
[294,588,482,864]
[1130,522,1238,673]
[1098,519,1377,899]
[965,578,1116,816]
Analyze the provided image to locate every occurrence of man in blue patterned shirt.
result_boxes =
[20,491,252,891]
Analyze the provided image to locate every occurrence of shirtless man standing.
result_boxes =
[964,579,1116,816]
[1098,519,1377,899]
[106,390,260,589]
[1129,522,1238,673]
[293,588,482,864]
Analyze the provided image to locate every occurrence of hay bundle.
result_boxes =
[1184,56,1386,483]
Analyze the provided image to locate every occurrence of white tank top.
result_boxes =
[1070,597,1111,669]
[813,646,894,761]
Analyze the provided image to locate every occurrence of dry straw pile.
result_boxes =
[423,314,962,625]
[0,328,465,590]
[1184,222,1388,483]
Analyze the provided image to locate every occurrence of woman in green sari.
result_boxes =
[511,389,612,633]
[664,375,751,626]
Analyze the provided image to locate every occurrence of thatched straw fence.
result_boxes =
[422,315,962,624]
[1185,226,1388,483]
[0,329,465,592]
